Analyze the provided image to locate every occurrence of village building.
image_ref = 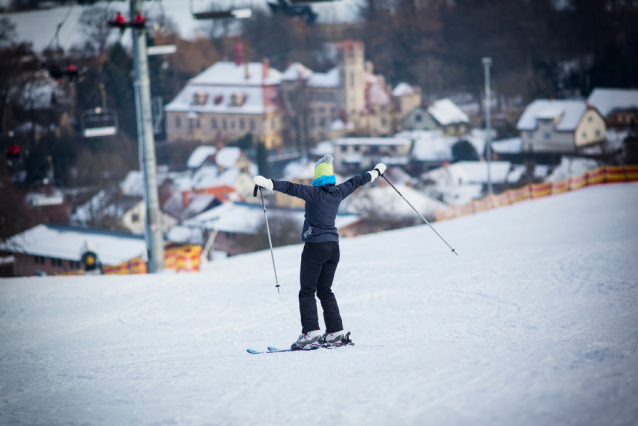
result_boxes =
[164,45,285,150]
[587,88,638,130]
[517,100,607,153]
[399,98,470,136]
[332,137,413,174]
[0,223,147,277]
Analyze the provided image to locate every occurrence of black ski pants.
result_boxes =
[299,241,343,334]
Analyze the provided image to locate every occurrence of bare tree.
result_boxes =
[79,5,112,55]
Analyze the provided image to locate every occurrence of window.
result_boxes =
[176,116,181,128]
[211,118,217,129]
[250,119,255,130]
[222,119,227,130]
[341,146,347,153]
[588,116,593,122]
[350,71,354,88]
[543,132,551,140]
[310,117,315,127]
[381,117,387,127]
[527,132,534,139]
[415,114,422,123]
[231,120,236,130]
[319,107,325,113]
[131,213,140,223]
[582,131,587,138]
[240,119,245,130]
[271,118,275,130]
[320,117,326,127]
[595,129,601,137]
[354,145,360,152]
[196,119,201,129]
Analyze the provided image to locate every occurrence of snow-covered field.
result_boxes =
[1,184,637,425]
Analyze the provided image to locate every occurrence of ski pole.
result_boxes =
[381,175,458,256]
[254,185,281,292]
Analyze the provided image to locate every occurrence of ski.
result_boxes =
[247,332,354,354]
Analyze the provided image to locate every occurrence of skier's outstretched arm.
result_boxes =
[253,176,317,202]
[337,163,386,200]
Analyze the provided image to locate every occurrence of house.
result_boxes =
[164,45,285,149]
[398,129,488,174]
[280,41,423,145]
[167,202,362,256]
[71,189,177,235]
[0,223,147,276]
[517,99,607,153]
[332,137,413,174]
[422,161,526,204]
[400,98,470,136]
[392,82,422,123]
[587,88,638,130]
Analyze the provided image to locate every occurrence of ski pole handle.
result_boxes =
[253,184,259,197]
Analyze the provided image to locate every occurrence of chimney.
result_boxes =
[262,58,270,81]
[235,41,244,66]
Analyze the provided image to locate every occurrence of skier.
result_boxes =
[253,155,386,348]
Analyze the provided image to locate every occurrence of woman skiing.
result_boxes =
[253,155,386,348]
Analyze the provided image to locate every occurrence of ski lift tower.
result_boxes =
[130,0,164,273]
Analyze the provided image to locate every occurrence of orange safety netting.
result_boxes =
[435,165,638,222]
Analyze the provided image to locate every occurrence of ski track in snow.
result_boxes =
[1,184,638,425]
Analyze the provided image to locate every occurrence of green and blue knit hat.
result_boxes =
[312,154,335,186]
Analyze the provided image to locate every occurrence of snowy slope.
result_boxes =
[1,184,638,425]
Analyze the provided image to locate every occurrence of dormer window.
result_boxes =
[214,95,223,105]
[230,93,247,107]
[191,92,208,106]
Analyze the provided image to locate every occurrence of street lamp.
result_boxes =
[482,57,493,194]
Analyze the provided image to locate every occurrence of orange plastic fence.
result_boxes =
[435,165,638,222]
[102,244,202,275]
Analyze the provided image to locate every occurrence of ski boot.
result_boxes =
[321,331,353,348]
[291,330,322,350]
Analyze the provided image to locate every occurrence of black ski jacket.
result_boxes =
[272,172,372,243]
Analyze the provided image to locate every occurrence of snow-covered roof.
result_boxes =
[215,147,241,169]
[120,170,170,196]
[189,167,240,190]
[423,161,524,186]
[347,184,446,219]
[308,68,339,88]
[398,130,486,162]
[189,61,282,86]
[517,99,588,131]
[187,146,217,169]
[164,84,278,115]
[283,159,316,181]
[281,62,314,81]
[0,223,147,265]
[333,137,412,146]
[181,194,218,220]
[491,137,523,154]
[587,88,638,117]
[309,141,334,156]
[427,99,470,126]
[392,82,417,97]
[71,191,142,225]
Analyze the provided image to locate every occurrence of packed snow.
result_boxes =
[517,100,587,131]
[1,184,638,425]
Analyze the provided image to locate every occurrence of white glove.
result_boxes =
[253,175,273,191]
[367,163,386,183]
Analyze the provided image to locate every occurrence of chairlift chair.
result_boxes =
[190,0,253,20]
[81,107,119,138]
[266,0,319,24]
